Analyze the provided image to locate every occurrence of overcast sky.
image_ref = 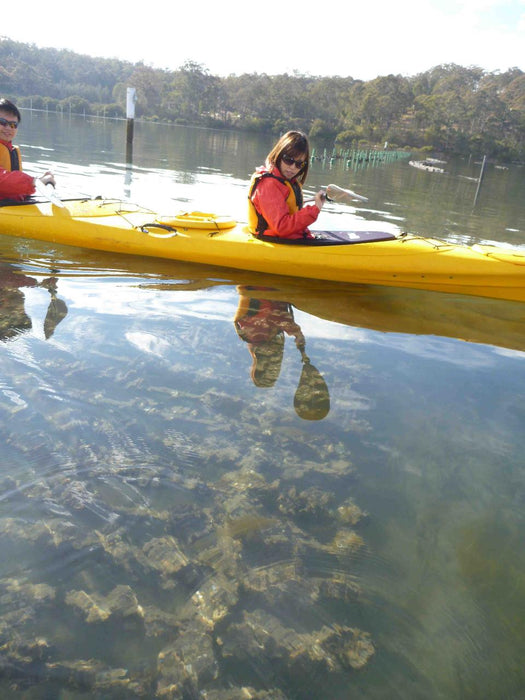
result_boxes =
[4,0,524,80]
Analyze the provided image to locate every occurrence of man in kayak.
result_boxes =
[247,130,326,241]
[0,98,55,201]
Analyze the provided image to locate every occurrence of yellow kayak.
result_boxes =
[1,197,525,302]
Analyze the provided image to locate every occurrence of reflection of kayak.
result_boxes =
[251,284,525,354]
[150,270,525,355]
[1,197,525,301]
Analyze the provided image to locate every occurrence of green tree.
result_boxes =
[165,61,220,121]
[59,96,91,114]
[1,37,523,160]
[126,64,167,117]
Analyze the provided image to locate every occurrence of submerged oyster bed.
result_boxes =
[0,288,374,699]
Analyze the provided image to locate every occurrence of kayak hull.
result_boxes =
[1,198,525,301]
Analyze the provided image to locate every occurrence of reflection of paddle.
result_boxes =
[42,282,68,339]
[294,346,330,421]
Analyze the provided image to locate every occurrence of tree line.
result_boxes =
[1,37,524,161]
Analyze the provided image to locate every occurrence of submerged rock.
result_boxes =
[1,637,54,662]
[337,499,368,525]
[277,485,334,520]
[142,604,182,639]
[0,578,56,641]
[0,651,146,697]
[242,561,302,594]
[65,585,144,624]
[141,536,189,575]
[0,516,79,548]
[191,572,240,629]
[0,348,373,698]
[1,578,56,605]
[201,688,288,699]
[330,529,365,554]
[157,622,218,698]
[315,575,362,603]
[218,608,374,674]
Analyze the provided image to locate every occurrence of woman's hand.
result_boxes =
[314,190,326,209]
[38,171,56,187]
[294,331,306,349]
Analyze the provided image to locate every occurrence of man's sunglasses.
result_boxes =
[281,154,306,169]
[0,117,19,129]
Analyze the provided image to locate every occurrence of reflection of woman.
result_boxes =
[234,294,304,387]
[247,130,325,241]
[234,287,330,420]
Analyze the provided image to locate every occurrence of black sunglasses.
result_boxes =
[281,154,306,169]
[0,117,19,128]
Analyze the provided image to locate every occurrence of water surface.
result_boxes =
[1,115,524,699]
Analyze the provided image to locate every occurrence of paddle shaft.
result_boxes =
[35,180,66,208]
[305,183,368,205]
[325,183,368,203]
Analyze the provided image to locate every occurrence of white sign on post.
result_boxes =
[126,88,137,119]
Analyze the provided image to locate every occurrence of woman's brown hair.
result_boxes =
[266,130,310,184]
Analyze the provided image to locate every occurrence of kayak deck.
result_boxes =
[1,197,525,301]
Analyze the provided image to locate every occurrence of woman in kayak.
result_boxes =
[247,130,325,241]
[0,98,55,201]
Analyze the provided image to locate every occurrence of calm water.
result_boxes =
[1,113,525,699]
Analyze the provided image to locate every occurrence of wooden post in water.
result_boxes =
[126,87,137,165]
[473,155,487,205]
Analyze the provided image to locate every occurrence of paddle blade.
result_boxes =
[326,183,368,204]
[294,361,330,421]
[44,296,68,339]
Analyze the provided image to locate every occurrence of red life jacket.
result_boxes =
[247,169,303,236]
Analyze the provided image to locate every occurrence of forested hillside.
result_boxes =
[1,38,523,161]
